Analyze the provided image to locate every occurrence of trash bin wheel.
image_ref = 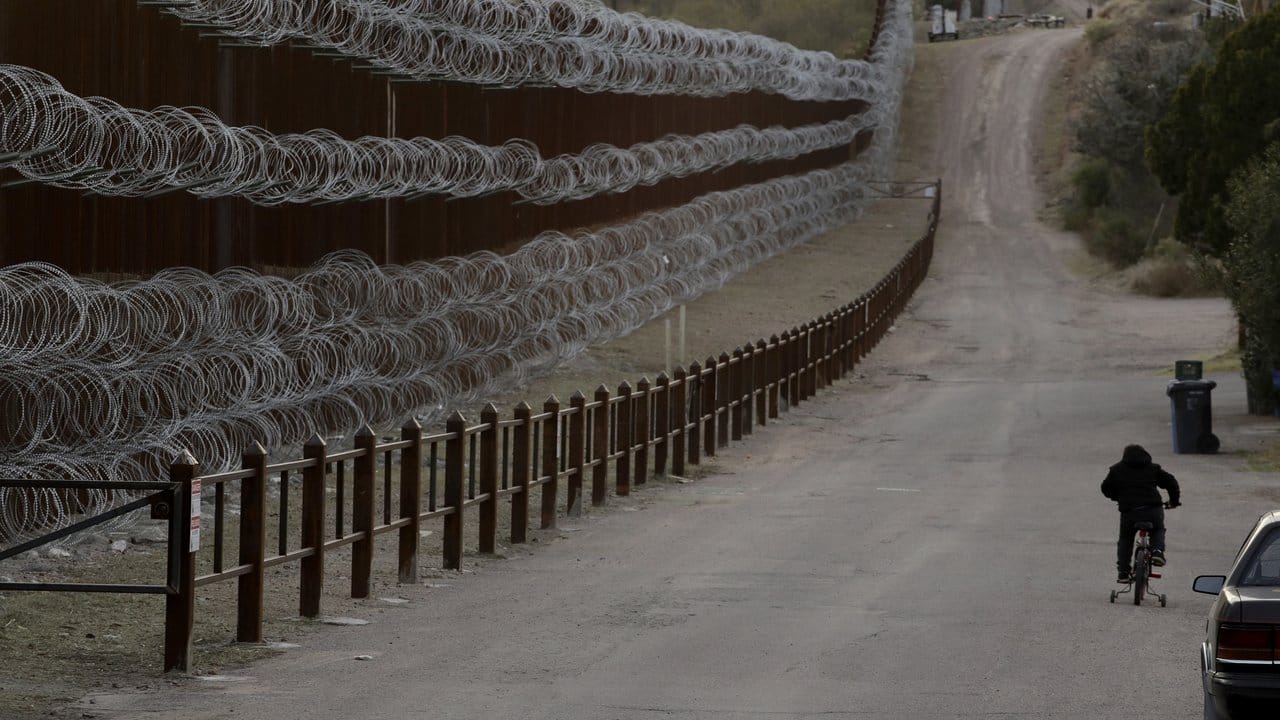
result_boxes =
[1197,433,1220,454]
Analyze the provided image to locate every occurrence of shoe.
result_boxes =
[1117,571,1131,584]
[1151,552,1166,567]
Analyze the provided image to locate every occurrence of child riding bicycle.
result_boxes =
[1101,444,1181,583]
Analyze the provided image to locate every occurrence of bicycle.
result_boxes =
[1109,504,1176,607]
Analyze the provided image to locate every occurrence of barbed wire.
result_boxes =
[0,64,886,205]
[0,0,914,542]
[157,0,891,101]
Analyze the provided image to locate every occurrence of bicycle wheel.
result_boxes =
[1133,554,1148,606]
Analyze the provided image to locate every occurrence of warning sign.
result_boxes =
[190,479,201,552]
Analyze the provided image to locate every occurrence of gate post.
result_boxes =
[164,450,198,673]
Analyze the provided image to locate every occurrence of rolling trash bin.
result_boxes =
[1166,378,1219,454]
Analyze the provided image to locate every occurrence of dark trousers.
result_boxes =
[1117,505,1165,572]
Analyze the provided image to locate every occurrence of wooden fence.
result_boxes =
[160,181,940,671]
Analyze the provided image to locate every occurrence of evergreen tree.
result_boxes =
[1145,7,1280,255]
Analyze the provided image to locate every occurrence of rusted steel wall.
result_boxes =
[0,1,869,275]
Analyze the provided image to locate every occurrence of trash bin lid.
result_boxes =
[1167,379,1217,395]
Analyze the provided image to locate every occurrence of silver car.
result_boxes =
[1194,510,1280,719]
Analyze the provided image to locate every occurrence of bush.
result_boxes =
[1129,240,1216,297]
[1084,19,1118,47]
[1071,158,1112,209]
[1061,202,1092,232]
[1086,208,1145,267]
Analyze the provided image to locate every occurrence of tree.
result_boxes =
[1145,7,1280,256]
[1218,141,1280,413]
[1074,24,1206,173]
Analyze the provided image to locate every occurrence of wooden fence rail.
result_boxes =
[155,181,940,671]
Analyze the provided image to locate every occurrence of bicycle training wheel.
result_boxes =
[1132,556,1147,606]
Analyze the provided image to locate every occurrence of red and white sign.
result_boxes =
[190,479,201,552]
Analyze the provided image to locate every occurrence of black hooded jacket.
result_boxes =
[1101,445,1180,512]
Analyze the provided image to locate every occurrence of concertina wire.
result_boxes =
[0,0,912,541]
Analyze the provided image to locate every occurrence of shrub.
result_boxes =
[1061,202,1092,232]
[1071,158,1112,209]
[1130,241,1216,297]
[1087,208,1145,267]
[1084,19,1118,47]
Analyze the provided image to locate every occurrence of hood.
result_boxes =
[1122,444,1151,467]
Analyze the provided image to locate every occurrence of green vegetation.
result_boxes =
[1063,2,1208,282]
[1147,8,1280,256]
[1143,7,1280,413]
[612,0,878,56]
[1207,142,1280,412]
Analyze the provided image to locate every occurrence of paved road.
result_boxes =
[90,26,1260,720]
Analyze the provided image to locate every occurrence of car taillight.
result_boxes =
[1217,623,1276,663]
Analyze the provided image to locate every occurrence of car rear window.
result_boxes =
[1240,529,1280,586]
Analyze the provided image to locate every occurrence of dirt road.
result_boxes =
[75,20,1259,720]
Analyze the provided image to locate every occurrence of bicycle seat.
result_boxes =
[1134,522,1154,530]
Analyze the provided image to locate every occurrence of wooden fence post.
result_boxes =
[717,352,731,448]
[540,396,560,529]
[702,357,717,457]
[479,403,499,553]
[237,441,267,643]
[615,381,632,496]
[635,377,650,485]
[444,412,466,570]
[687,361,701,466]
[672,368,687,477]
[768,335,781,419]
[398,419,422,583]
[300,435,326,618]
[731,348,744,442]
[805,323,818,400]
[740,345,753,437]
[752,338,762,422]
[820,314,832,389]
[568,391,586,516]
[164,450,197,673]
[511,402,531,544]
[654,372,670,476]
[592,385,610,506]
[351,425,376,598]
[788,329,801,408]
